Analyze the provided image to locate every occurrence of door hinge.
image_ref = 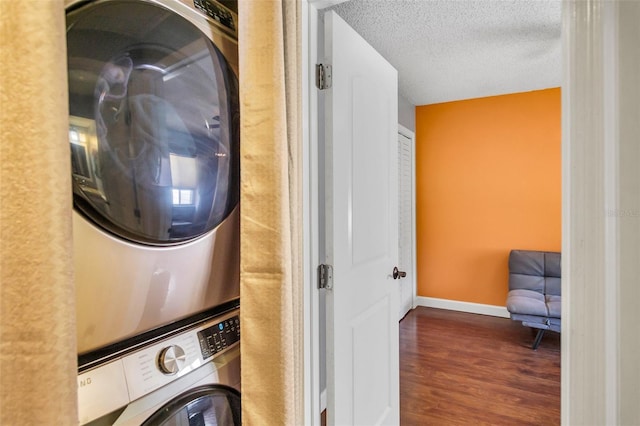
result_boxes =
[315,64,332,90]
[317,264,333,290]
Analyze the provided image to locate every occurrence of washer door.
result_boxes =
[67,0,239,245]
[143,385,241,426]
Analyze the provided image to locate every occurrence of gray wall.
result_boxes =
[398,93,415,132]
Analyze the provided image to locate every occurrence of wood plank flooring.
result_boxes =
[400,307,560,426]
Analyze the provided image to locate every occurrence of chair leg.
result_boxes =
[532,328,545,349]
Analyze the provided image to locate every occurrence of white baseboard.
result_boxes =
[415,296,510,318]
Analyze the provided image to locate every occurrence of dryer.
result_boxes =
[66,0,240,360]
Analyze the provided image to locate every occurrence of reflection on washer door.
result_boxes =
[143,385,241,426]
[67,0,240,245]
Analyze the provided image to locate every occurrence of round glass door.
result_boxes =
[67,0,239,245]
[142,385,241,426]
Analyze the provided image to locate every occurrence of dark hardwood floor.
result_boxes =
[400,307,560,426]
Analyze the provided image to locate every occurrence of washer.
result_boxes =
[78,309,241,425]
[66,0,240,358]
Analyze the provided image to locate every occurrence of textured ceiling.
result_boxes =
[330,0,562,106]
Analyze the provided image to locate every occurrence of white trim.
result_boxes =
[397,124,413,139]
[602,2,619,423]
[563,1,640,423]
[560,1,572,421]
[415,296,510,319]
[303,1,321,425]
[563,1,618,423]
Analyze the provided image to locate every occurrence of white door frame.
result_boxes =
[302,1,321,425]
[303,2,349,425]
[562,1,640,423]
[398,124,417,314]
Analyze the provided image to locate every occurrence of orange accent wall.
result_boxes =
[415,88,561,306]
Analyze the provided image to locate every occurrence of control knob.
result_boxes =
[157,345,186,375]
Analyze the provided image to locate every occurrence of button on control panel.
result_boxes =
[197,315,240,359]
[157,344,187,375]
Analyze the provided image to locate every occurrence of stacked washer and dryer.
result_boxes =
[66,0,241,424]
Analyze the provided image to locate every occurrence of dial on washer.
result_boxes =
[157,345,186,375]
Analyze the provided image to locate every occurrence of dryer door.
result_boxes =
[142,385,241,426]
[67,0,239,245]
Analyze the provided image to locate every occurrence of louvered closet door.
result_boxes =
[398,132,414,320]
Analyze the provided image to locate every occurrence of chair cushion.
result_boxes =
[506,289,548,317]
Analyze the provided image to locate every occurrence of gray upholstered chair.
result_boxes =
[506,249,561,349]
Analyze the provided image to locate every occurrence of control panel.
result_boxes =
[197,315,240,358]
[193,0,235,32]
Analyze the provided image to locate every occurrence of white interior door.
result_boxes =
[398,131,414,320]
[323,10,399,426]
